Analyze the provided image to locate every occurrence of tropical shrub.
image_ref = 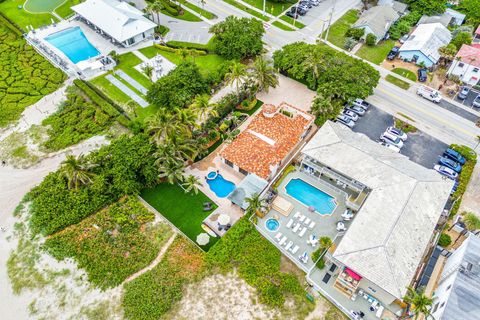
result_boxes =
[28,134,158,235]
[45,197,172,289]
[365,33,377,46]
[438,233,452,247]
[389,12,422,40]
[0,22,66,127]
[449,144,477,216]
[451,32,473,50]
[345,27,364,40]
[405,0,446,16]
[344,37,357,51]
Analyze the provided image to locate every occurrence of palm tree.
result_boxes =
[250,56,279,93]
[125,100,138,117]
[463,212,480,233]
[146,110,183,144]
[303,49,324,81]
[404,287,433,320]
[173,107,198,134]
[150,1,164,25]
[158,159,185,184]
[59,154,96,190]
[319,236,332,251]
[244,193,267,216]
[179,48,190,61]
[190,94,218,121]
[182,174,202,194]
[224,61,247,95]
[142,64,154,81]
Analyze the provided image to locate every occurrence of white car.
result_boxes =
[345,105,365,116]
[379,141,400,153]
[380,132,404,148]
[433,165,458,180]
[342,109,359,121]
[417,86,442,103]
[385,126,407,141]
[336,115,355,128]
[352,98,370,110]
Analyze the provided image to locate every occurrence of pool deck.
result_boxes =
[256,170,351,272]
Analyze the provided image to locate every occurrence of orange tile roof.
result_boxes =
[220,103,313,179]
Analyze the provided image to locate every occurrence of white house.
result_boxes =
[430,234,480,320]
[352,6,399,44]
[447,44,480,86]
[72,0,156,47]
[398,23,452,67]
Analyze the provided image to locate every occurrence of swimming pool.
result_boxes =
[45,27,100,64]
[285,178,336,214]
[206,171,235,198]
[265,218,279,232]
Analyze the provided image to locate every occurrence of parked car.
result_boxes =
[290,6,306,15]
[417,86,442,103]
[299,1,312,8]
[387,46,400,60]
[417,68,427,82]
[285,11,299,19]
[380,132,404,148]
[472,95,480,108]
[385,126,407,141]
[434,165,459,180]
[352,98,370,110]
[438,156,462,173]
[345,105,365,116]
[399,34,409,44]
[451,180,459,194]
[342,109,359,121]
[444,148,466,165]
[309,0,320,6]
[336,115,355,128]
[458,86,470,100]
[378,141,400,153]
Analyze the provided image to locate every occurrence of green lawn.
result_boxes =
[280,15,305,29]
[241,0,294,16]
[161,7,202,22]
[183,0,216,19]
[141,183,218,250]
[0,0,58,29]
[24,0,64,12]
[385,74,410,90]
[222,0,270,21]
[115,52,152,89]
[272,20,294,31]
[139,45,229,76]
[90,77,133,106]
[55,0,82,18]
[356,40,395,65]
[392,67,416,82]
[324,9,358,48]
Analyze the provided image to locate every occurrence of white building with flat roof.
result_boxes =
[72,0,156,47]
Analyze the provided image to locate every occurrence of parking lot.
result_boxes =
[454,87,480,108]
[351,105,448,169]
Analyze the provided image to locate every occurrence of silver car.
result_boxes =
[336,115,355,128]
[472,95,480,108]
[345,105,365,116]
[342,109,359,121]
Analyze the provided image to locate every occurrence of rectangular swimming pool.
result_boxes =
[45,27,100,64]
[285,178,336,214]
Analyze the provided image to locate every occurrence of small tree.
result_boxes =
[344,37,357,51]
[182,174,202,194]
[346,27,365,41]
[365,33,376,46]
[141,64,154,80]
[438,233,452,247]
[451,31,473,50]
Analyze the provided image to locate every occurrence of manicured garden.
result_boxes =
[324,9,358,48]
[0,0,57,28]
[392,67,417,82]
[140,183,218,250]
[356,40,395,65]
[45,197,173,289]
[0,20,66,127]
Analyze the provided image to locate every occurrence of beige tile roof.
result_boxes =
[221,102,312,179]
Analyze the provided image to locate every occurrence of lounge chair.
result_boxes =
[203,202,212,211]
[299,215,306,223]
[292,223,300,233]
[279,236,287,246]
[336,221,347,232]
[286,219,294,228]
[308,221,316,229]
[304,217,311,226]
[293,211,301,219]
[291,245,299,254]
[299,227,307,237]
[275,232,283,242]
[285,241,293,250]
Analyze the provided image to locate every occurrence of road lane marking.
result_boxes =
[376,86,479,139]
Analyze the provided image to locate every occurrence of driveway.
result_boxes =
[351,105,448,169]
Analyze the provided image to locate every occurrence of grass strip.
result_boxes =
[183,0,216,19]
[280,15,306,29]
[161,7,202,22]
[386,75,410,90]
[392,67,417,82]
[272,20,295,31]
[222,0,270,22]
[323,9,358,48]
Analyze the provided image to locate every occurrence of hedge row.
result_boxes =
[165,40,215,53]
[450,144,477,216]
[154,43,207,56]
[73,79,119,117]
[0,12,24,35]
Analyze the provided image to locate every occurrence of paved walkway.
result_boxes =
[115,70,148,95]
[105,75,149,107]
[132,50,150,62]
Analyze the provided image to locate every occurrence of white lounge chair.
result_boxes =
[291,245,299,254]
[308,221,316,229]
[285,241,293,250]
[304,217,311,226]
[275,232,282,242]
[293,211,300,219]
[292,223,300,233]
[279,236,287,246]
[286,219,294,228]
[299,227,307,237]
[336,221,346,232]
[299,215,306,223]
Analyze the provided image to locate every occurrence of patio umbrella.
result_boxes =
[218,213,231,225]
[308,206,315,212]
[196,233,210,246]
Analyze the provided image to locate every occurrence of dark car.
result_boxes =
[444,148,466,165]
[438,156,462,173]
[285,11,299,19]
[418,68,427,82]
[458,86,470,100]
[290,6,306,15]
[387,46,399,60]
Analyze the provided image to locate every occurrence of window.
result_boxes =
[473,68,479,73]
[432,303,439,313]
[239,167,248,175]
[440,302,445,309]
[458,62,465,68]
[225,159,234,168]
[446,284,452,291]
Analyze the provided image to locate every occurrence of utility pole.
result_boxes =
[324,0,337,42]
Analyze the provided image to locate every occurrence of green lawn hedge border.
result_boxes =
[449,144,477,216]
[0,11,25,35]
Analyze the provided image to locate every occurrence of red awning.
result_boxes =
[345,267,362,281]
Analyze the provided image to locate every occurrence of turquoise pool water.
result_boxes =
[265,218,279,232]
[45,27,100,64]
[206,172,235,198]
[285,179,336,214]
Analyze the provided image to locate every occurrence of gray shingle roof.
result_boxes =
[353,6,400,40]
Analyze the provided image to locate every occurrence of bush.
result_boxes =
[73,80,120,117]
[438,233,452,247]
[449,144,477,216]
[166,40,215,53]
[365,33,377,46]
[345,27,364,40]
[344,37,357,51]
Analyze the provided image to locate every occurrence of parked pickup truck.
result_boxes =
[352,98,370,110]
[416,86,442,103]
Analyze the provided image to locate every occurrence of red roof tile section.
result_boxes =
[221,102,313,179]
[456,44,480,68]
